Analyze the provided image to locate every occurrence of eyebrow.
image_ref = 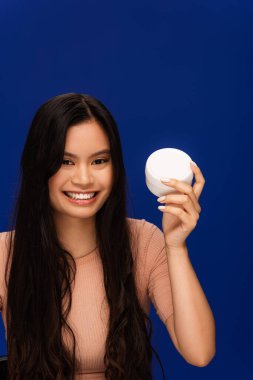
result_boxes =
[64,149,111,159]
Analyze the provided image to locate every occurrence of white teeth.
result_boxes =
[66,192,96,200]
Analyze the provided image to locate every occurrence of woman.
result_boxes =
[0,93,215,379]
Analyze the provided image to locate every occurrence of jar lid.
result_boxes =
[145,148,194,197]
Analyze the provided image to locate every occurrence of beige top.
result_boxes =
[0,217,174,379]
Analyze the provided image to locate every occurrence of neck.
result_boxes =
[53,213,97,259]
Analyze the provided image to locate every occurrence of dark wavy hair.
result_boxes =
[4,93,166,379]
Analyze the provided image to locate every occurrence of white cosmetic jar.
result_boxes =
[145,148,194,197]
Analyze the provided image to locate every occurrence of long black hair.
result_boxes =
[4,93,166,379]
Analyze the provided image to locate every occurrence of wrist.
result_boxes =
[165,242,188,257]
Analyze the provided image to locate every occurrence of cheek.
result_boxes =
[106,167,114,187]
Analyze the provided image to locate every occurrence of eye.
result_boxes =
[62,158,110,166]
[62,159,73,165]
[92,158,110,165]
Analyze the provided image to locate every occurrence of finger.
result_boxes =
[190,162,205,200]
[160,178,201,213]
[157,193,188,204]
[158,205,197,228]
[157,193,199,219]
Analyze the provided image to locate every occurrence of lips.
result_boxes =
[63,191,98,198]
[62,191,99,206]
[63,191,98,194]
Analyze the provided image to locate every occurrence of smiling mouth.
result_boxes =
[63,191,99,199]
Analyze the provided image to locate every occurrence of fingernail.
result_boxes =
[160,177,171,182]
[157,196,166,202]
[190,161,198,167]
[158,205,166,210]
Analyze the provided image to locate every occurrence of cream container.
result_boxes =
[145,148,194,197]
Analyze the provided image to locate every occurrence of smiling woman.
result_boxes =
[0,93,171,380]
[0,92,216,379]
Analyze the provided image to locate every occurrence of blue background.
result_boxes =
[0,0,253,379]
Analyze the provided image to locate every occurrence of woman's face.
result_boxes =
[48,119,113,222]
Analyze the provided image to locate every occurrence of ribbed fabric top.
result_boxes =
[0,217,174,379]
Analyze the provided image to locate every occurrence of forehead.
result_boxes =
[65,120,110,153]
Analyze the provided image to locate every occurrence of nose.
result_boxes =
[71,164,95,187]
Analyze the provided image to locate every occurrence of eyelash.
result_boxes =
[62,158,110,166]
